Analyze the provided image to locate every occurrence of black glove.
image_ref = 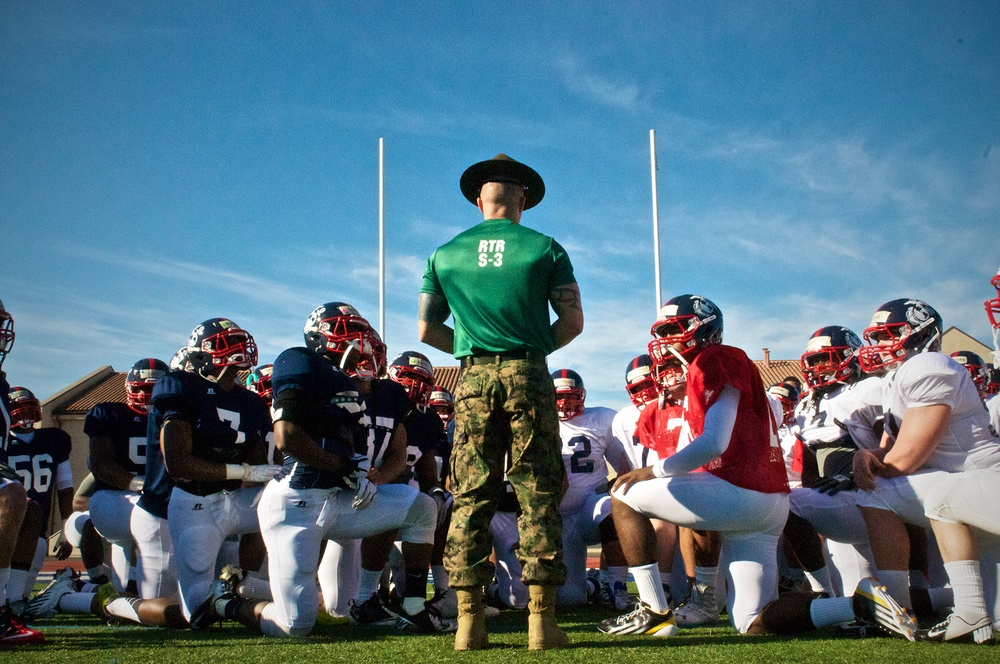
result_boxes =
[813,473,855,495]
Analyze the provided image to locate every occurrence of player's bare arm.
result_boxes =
[160,419,227,482]
[272,419,346,475]
[549,282,583,350]
[89,434,135,490]
[417,292,454,354]
[880,403,951,476]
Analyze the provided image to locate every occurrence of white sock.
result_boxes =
[238,574,273,601]
[804,566,835,595]
[875,570,911,609]
[945,560,988,618]
[357,568,382,601]
[58,591,96,614]
[605,566,627,588]
[7,568,28,601]
[632,562,669,613]
[431,565,448,590]
[810,596,856,628]
[694,566,718,601]
[104,596,142,623]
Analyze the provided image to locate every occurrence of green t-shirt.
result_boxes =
[421,218,576,358]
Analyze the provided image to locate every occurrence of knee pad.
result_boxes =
[64,511,91,548]
[400,492,436,545]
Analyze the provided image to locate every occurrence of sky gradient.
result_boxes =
[3,1,999,410]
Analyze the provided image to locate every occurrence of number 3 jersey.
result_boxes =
[558,405,625,514]
[146,369,270,498]
[1,427,72,518]
[84,401,148,491]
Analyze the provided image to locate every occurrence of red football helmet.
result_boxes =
[245,364,275,404]
[0,298,14,367]
[8,386,41,430]
[186,318,258,372]
[428,386,455,424]
[303,302,386,379]
[857,299,942,373]
[388,351,435,406]
[985,268,1000,329]
[799,326,863,390]
[125,358,169,414]
[551,369,586,421]
[648,294,723,377]
[625,354,659,408]
[950,351,989,398]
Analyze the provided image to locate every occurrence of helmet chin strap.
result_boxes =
[666,345,690,370]
[339,340,360,372]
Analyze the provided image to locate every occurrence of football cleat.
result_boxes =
[0,603,44,646]
[96,582,120,620]
[597,601,678,637]
[189,578,236,630]
[219,565,247,597]
[348,594,398,627]
[673,582,719,626]
[22,567,78,622]
[852,577,917,641]
[395,601,456,634]
[611,582,638,612]
[918,612,994,645]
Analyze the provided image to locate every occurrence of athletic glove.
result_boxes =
[227,463,283,483]
[813,473,855,495]
[429,487,453,529]
[345,454,377,510]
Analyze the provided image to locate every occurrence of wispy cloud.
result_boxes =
[555,53,641,110]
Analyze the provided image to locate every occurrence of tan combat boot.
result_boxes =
[453,587,488,651]
[527,584,569,650]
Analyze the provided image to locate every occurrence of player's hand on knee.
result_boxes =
[352,477,377,510]
[244,463,283,483]
[851,450,882,491]
[611,467,655,495]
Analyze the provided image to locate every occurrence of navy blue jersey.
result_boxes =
[363,378,410,468]
[137,411,171,519]
[84,401,148,491]
[271,347,372,490]
[0,374,10,451]
[1,428,72,519]
[147,369,269,497]
[403,406,448,472]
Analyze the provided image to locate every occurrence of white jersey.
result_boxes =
[883,352,1000,472]
[610,404,664,471]
[791,376,884,452]
[558,406,621,514]
[987,394,1000,435]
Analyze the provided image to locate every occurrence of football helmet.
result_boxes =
[245,364,275,404]
[169,347,194,372]
[767,382,800,425]
[985,267,1000,329]
[648,294,723,383]
[624,354,659,408]
[125,358,169,414]
[950,351,989,397]
[551,369,586,420]
[799,326,863,390]
[427,386,455,424]
[303,302,386,379]
[8,386,41,430]
[388,351,435,405]
[987,367,1000,396]
[0,298,13,367]
[186,318,258,372]
[858,299,942,373]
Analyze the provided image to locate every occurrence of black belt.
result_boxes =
[460,349,544,368]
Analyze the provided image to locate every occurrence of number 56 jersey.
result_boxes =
[558,405,624,514]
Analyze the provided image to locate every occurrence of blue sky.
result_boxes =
[2,1,998,410]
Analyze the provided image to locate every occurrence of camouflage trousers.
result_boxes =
[445,357,567,588]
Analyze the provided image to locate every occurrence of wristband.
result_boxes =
[225,463,248,481]
[651,461,669,478]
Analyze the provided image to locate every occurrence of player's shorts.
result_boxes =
[923,468,1000,534]
[130,504,176,599]
[789,487,869,545]
[90,489,141,544]
[558,492,612,607]
[854,469,951,529]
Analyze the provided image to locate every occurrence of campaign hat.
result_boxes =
[460,153,545,209]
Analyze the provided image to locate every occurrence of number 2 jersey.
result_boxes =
[84,401,148,491]
[558,405,626,514]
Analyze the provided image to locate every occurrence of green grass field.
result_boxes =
[12,601,998,664]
